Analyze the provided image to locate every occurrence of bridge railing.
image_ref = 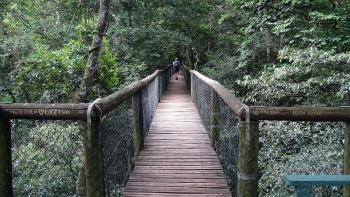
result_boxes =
[182,66,350,196]
[0,65,172,197]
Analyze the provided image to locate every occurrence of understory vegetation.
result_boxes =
[0,0,349,196]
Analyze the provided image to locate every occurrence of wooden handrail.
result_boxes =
[97,69,161,116]
[183,66,350,122]
[0,103,89,120]
[0,65,171,120]
[248,106,350,121]
[190,70,246,117]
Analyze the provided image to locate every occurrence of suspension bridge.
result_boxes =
[0,65,349,197]
[123,76,231,196]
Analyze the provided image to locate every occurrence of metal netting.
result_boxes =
[189,72,240,195]
[191,74,212,132]
[11,119,84,196]
[100,101,133,196]
[215,95,240,195]
[141,77,159,137]
[158,69,170,97]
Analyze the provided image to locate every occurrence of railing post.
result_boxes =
[132,91,144,161]
[191,72,195,101]
[238,120,259,197]
[210,88,219,148]
[157,75,161,101]
[161,71,165,94]
[344,122,350,196]
[170,65,173,77]
[168,67,171,86]
[187,69,191,91]
[0,118,12,197]
[85,117,104,197]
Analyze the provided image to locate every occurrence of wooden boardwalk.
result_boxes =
[123,75,231,197]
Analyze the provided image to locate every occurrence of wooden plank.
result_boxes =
[143,146,213,150]
[139,152,217,156]
[138,155,218,158]
[137,158,221,163]
[133,166,222,170]
[146,133,209,136]
[127,178,227,183]
[124,186,230,194]
[131,174,225,178]
[126,182,228,188]
[136,161,221,166]
[143,140,209,143]
[132,169,223,174]
[123,193,229,197]
[146,134,209,137]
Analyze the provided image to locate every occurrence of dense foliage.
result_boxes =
[1,0,349,196]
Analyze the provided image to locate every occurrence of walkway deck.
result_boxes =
[123,75,231,196]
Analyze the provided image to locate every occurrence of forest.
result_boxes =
[0,0,349,196]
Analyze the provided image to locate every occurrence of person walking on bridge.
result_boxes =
[172,58,181,80]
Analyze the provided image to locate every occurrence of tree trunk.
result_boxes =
[186,46,194,68]
[74,0,110,196]
[74,0,110,103]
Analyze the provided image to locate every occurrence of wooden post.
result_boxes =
[191,72,195,101]
[162,72,165,94]
[168,67,170,85]
[167,67,170,88]
[238,120,259,197]
[132,91,144,162]
[0,118,12,197]
[344,122,350,196]
[157,75,161,102]
[210,89,219,148]
[84,119,104,197]
[187,69,191,91]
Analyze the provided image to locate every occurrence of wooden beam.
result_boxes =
[132,91,144,162]
[97,66,171,115]
[344,122,350,196]
[0,118,12,197]
[0,103,89,120]
[248,106,350,121]
[190,70,244,117]
[0,66,171,121]
[185,66,350,122]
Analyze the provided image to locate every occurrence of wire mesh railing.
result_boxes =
[182,65,350,196]
[11,119,84,196]
[0,65,172,197]
[185,67,242,195]
[100,102,133,196]
[215,96,240,194]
